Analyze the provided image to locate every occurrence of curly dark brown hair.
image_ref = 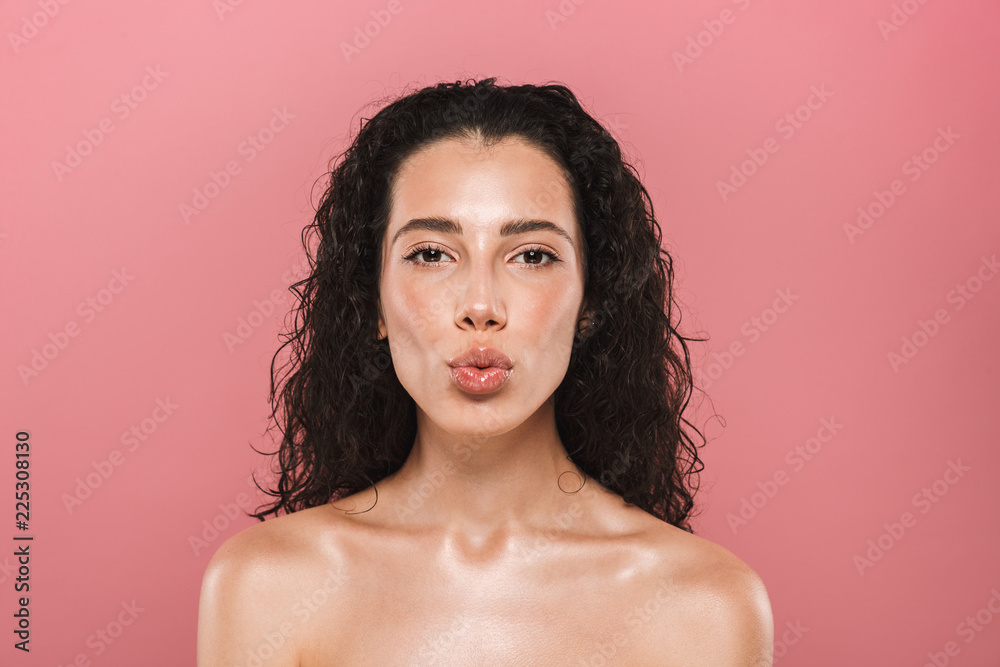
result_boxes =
[250,77,708,532]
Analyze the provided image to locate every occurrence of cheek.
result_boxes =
[516,281,583,359]
[380,272,450,387]
[384,274,447,340]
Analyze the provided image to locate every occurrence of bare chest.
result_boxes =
[296,550,683,666]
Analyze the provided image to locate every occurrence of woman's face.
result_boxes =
[378,135,587,438]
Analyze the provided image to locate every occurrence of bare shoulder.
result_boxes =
[642,522,774,666]
[196,506,350,667]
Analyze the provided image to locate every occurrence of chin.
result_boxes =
[421,392,527,438]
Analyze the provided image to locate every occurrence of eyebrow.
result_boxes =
[391,216,574,248]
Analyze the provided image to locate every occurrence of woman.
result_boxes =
[198,78,773,665]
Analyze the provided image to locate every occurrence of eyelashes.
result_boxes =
[402,244,562,268]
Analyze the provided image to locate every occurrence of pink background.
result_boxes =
[3,0,999,664]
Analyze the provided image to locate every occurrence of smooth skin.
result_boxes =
[198,134,774,665]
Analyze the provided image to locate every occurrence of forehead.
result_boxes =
[386,135,576,238]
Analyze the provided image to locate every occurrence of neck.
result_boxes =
[380,397,588,537]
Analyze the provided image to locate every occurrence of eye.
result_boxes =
[403,244,455,264]
[512,246,561,267]
[402,244,562,267]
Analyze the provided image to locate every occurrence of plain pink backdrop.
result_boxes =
[3,0,999,665]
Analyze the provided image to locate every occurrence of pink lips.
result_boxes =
[447,347,513,395]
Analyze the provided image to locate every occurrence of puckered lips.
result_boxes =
[447,346,513,395]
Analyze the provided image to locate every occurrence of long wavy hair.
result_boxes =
[251,77,708,532]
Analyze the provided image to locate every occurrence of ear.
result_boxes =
[375,301,387,340]
[576,298,594,332]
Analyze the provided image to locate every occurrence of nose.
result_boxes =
[453,262,506,332]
